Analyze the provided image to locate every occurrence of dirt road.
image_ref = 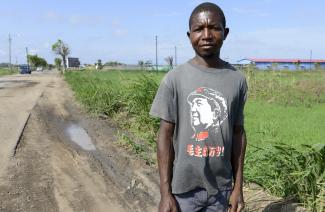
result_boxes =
[0,73,49,176]
[0,71,305,212]
[0,71,159,212]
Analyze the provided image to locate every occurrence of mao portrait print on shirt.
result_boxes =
[186,87,228,158]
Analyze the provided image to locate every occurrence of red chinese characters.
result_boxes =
[187,144,194,156]
[187,144,224,158]
[194,145,202,157]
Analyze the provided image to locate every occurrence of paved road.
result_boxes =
[0,71,55,177]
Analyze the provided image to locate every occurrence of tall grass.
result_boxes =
[243,67,325,210]
[245,143,325,211]
[243,66,325,107]
[0,68,18,76]
[65,68,325,211]
[65,70,160,163]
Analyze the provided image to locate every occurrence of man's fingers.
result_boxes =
[229,204,237,212]
[237,202,245,212]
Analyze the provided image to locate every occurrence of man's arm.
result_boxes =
[229,124,247,212]
[157,119,178,212]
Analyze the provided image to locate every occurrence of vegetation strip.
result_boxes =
[65,68,325,211]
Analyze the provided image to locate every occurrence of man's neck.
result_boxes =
[191,55,226,69]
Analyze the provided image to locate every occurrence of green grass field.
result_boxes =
[246,101,325,146]
[65,68,325,211]
[0,68,17,76]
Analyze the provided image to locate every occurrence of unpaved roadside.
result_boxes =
[0,72,159,212]
[0,72,52,177]
[0,72,306,212]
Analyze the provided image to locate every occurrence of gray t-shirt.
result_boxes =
[150,61,247,196]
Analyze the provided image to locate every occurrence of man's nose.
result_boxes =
[203,28,212,39]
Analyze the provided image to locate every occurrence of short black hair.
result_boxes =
[189,2,226,30]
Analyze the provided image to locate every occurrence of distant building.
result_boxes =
[237,58,325,70]
[67,57,80,68]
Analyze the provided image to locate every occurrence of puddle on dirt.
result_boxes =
[66,124,96,151]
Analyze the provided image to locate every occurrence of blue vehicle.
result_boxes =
[19,65,31,74]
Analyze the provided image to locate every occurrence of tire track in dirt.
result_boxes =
[0,74,159,212]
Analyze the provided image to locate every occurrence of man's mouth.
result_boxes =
[200,43,214,47]
[200,44,215,50]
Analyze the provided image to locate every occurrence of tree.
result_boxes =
[54,58,62,71]
[145,60,152,67]
[104,61,123,66]
[27,54,47,70]
[52,39,70,72]
[138,60,144,69]
[165,56,173,69]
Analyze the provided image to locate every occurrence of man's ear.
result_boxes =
[223,28,229,40]
[187,31,190,38]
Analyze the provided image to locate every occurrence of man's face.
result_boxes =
[190,97,215,129]
[187,11,229,58]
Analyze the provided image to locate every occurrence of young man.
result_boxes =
[150,2,247,212]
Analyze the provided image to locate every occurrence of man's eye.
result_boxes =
[212,26,222,31]
[193,27,202,32]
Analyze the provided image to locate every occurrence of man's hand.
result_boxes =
[228,188,245,212]
[230,124,246,212]
[157,120,176,212]
[159,193,178,212]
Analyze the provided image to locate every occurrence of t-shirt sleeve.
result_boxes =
[235,77,248,126]
[149,76,176,123]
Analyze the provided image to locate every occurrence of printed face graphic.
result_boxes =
[191,97,215,129]
[187,87,228,136]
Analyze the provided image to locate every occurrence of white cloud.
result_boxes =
[43,42,50,48]
[45,11,103,26]
[110,19,128,37]
[153,11,182,17]
[111,19,120,27]
[45,11,62,21]
[69,16,82,25]
[223,26,325,62]
[68,15,103,25]
[188,0,206,7]
[113,29,128,36]
[232,7,269,17]
[0,49,7,56]
[29,49,38,55]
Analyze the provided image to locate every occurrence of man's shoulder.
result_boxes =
[162,63,189,83]
[169,62,190,75]
[223,63,246,81]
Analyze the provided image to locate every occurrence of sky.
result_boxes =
[1,0,325,65]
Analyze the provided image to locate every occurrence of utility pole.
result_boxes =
[26,47,30,71]
[155,35,158,72]
[8,34,12,70]
[15,56,18,71]
[309,50,313,71]
[174,46,177,67]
